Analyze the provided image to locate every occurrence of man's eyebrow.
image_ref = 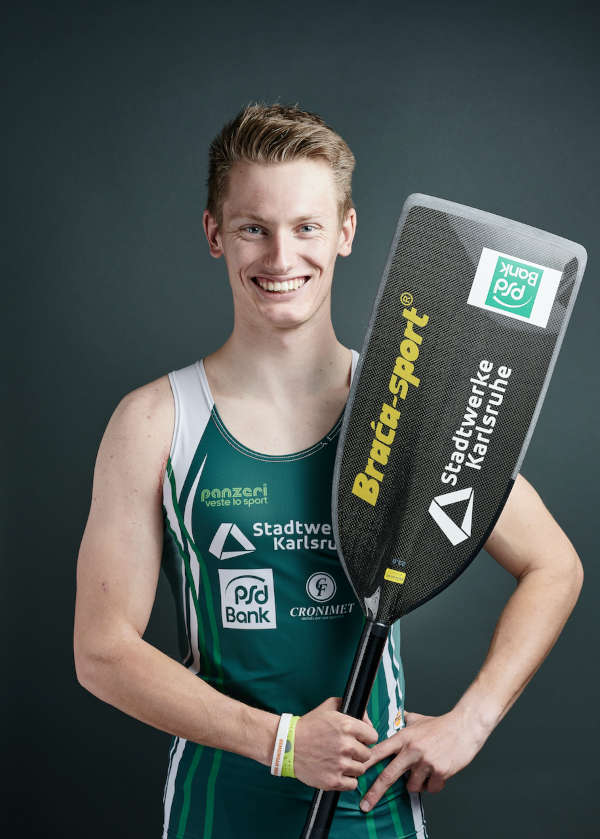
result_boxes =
[229,213,324,224]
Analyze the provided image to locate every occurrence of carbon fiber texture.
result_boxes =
[333,197,585,624]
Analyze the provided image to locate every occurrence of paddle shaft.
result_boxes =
[300,619,390,839]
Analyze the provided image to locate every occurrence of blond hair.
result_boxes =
[206,102,356,230]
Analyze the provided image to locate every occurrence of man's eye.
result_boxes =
[243,226,263,234]
[300,224,316,233]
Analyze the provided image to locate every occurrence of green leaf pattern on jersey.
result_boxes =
[166,456,224,686]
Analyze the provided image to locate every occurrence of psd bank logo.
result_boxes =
[218,569,276,629]
[209,523,255,559]
[428,487,474,546]
[467,247,562,328]
[306,572,337,603]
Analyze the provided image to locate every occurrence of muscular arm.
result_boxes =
[73,382,279,766]
[73,381,376,790]
[360,473,583,810]
[449,473,583,732]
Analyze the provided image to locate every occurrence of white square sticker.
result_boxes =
[467,247,562,328]
[218,568,277,630]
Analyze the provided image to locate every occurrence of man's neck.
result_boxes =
[205,310,351,404]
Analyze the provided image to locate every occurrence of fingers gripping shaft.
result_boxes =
[300,620,390,838]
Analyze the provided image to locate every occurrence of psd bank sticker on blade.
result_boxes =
[218,568,276,630]
[467,247,562,328]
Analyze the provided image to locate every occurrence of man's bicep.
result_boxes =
[484,472,580,579]
[74,383,173,673]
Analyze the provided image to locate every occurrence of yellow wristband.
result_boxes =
[281,715,300,778]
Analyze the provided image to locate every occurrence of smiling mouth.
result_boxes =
[251,276,309,294]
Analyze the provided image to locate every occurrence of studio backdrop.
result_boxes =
[3,1,598,837]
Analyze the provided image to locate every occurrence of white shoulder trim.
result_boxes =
[165,360,213,497]
[350,348,359,382]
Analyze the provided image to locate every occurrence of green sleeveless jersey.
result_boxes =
[160,353,427,839]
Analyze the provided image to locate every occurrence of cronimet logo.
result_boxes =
[306,572,337,603]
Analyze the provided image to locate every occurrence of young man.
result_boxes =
[73,103,583,838]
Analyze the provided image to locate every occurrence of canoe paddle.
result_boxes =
[300,194,587,838]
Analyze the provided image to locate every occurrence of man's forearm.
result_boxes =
[359,478,584,808]
[76,637,279,765]
[452,556,583,736]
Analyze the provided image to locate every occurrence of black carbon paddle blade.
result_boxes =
[301,195,586,839]
[333,194,586,624]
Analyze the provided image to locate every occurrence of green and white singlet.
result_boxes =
[160,352,428,839]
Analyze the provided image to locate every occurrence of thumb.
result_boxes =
[362,708,373,727]
[404,710,426,726]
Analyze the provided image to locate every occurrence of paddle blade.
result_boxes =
[333,194,586,623]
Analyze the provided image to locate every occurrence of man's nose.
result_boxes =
[264,230,294,274]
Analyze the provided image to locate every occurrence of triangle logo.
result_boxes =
[428,487,474,546]
[208,523,256,559]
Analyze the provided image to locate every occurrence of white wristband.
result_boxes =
[270,713,293,776]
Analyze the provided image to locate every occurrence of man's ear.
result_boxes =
[203,209,224,258]
[338,207,357,257]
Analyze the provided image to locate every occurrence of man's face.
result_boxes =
[203,158,356,330]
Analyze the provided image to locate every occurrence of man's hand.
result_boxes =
[294,697,379,792]
[359,708,490,811]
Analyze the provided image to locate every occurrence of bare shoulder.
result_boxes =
[97,373,174,497]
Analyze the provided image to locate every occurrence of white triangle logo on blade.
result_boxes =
[209,523,256,559]
[428,487,474,546]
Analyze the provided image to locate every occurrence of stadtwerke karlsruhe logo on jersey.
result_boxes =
[209,523,255,560]
[218,568,276,629]
[209,518,337,556]
[467,247,562,328]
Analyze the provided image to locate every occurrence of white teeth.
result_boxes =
[255,277,307,292]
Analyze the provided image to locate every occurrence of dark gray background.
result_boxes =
[3,1,598,837]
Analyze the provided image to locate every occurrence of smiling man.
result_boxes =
[73,103,583,838]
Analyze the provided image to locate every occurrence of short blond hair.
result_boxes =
[206,102,356,230]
